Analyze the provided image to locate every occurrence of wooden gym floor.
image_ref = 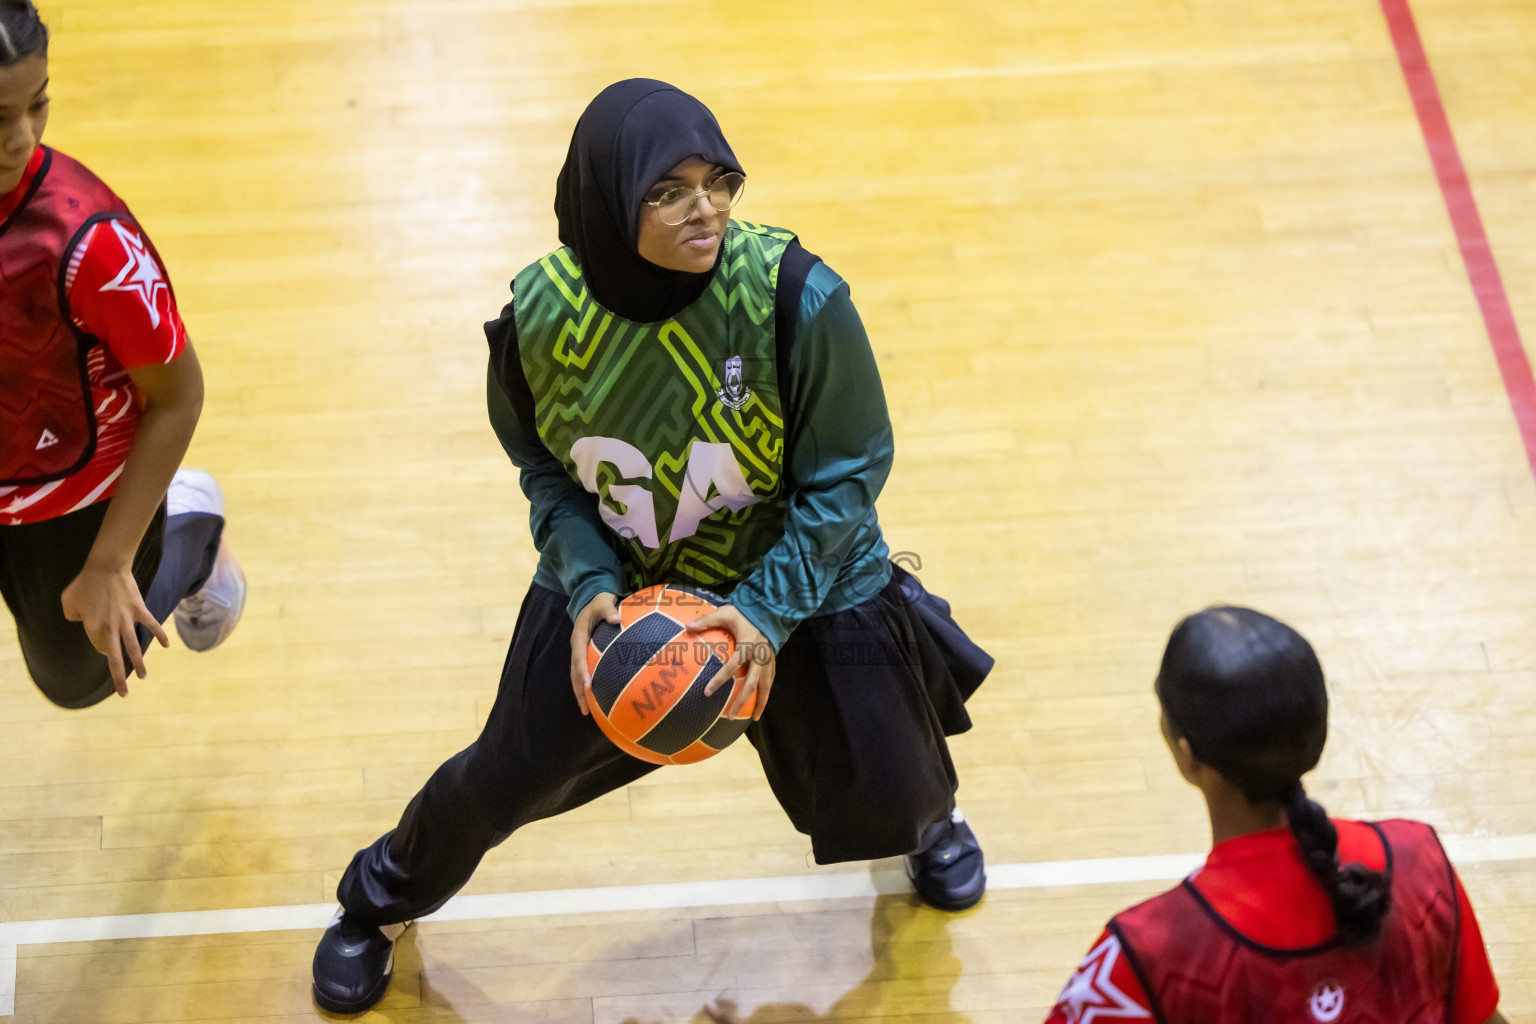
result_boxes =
[1,0,1534,1020]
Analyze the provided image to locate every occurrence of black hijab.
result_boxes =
[554,79,743,324]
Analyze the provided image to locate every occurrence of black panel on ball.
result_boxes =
[589,612,683,716]
[699,713,752,752]
[590,619,621,654]
[631,655,729,756]
[660,584,728,609]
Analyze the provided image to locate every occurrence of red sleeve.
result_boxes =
[65,216,187,370]
[1451,870,1500,1024]
[1044,928,1153,1024]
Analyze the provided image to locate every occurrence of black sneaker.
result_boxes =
[904,809,986,911]
[311,908,413,1014]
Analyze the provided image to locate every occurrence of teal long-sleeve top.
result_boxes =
[485,257,893,652]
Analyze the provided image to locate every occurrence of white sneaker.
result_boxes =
[167,468,225,518]
[168,470,246,652]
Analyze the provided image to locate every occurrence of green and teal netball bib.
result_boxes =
[513,221,795,592]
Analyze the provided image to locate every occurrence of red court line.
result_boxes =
[1380,0,1536,479]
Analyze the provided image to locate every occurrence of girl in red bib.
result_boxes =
[1046,607,1502,1024]
[0,2,244,706]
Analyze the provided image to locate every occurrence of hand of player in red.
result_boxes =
[690,604,775,722]
[570,591,621,715]
[60,562,169,696]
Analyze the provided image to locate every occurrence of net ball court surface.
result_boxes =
[1,0,1534,1020]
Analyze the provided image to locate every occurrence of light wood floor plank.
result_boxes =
[2,0,1533,1019]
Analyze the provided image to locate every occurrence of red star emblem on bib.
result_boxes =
[1054,935,1151,1024]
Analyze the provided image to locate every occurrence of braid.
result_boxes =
[1284,782,1392,945]
[0,1,46,66]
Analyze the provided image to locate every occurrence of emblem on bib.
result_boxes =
[1309,982,1345,1023]
[716,355,752,410]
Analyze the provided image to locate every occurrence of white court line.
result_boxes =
[0,832,1532,1016]
[0,947,12,1020]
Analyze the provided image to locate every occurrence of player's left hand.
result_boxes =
[60,562,170,697]
[689,604,775,721]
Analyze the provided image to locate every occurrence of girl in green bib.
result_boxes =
[313,79,994,1015]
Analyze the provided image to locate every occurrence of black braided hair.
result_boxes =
[1283,780,1393,944]
[1156,607,1392,947]
[0,1,47,66]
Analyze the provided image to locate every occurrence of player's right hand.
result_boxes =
[570,592,621,716]
[60,562,170,697]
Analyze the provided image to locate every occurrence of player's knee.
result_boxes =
[31,668,115,709]
[22,647,115,709]
[426,746,523,836]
